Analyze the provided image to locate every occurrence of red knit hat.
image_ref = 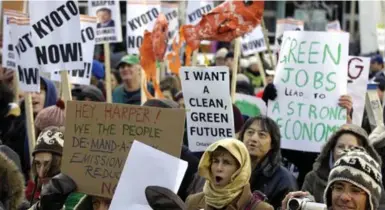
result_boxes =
[34,99,65,132]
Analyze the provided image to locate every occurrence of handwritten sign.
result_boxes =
[274,18,304,51]
[51,15,97,85]
[12,17,41,92]
[347,56,370,126]
[2,9,27,70]
[267,31,349,152]
[180,66,234,152]
[241,25,266,56]
[88,0,123,44]
[234,93,267,117]
[126,0,160,54]
[29,0,83,73]
[61,101,186,198]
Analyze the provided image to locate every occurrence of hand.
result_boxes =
[281,191,310,210]
[338,95,353,123]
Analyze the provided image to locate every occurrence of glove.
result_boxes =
[38,173,77,210]
[262,83,277,105]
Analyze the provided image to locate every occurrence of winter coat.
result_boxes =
[302,124,382,203]
[369,125,385,210]
[185,184,273,210]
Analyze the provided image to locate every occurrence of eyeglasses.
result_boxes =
[331,183,366,197]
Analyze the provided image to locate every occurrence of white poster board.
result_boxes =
[180,66,234,152]
[234,93,267,117]
[274,18,304,51]
[29,0,83,73]
[326,20,342,31]
[88,0,122,44]
[186,0,214,25]
[267,31,350,153]
[161,3,178,54]
[2,10,27,70]
[347,56,370,126]
[51,15,97,85]
[126,0,160,55]
[12,18,40,92]
[241,25,267,56]
[377,24,385,53]
[109,140,187,210]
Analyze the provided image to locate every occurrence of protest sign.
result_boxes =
[234,93,267,117]
[126,0,160,54]
[274,18,304,51]
[241,25,267,56]
[377,24,385,53]
[347,56,370,126]
[28,0,83,73]
[88,0,122,44]
[2,9,27,70]
[366,84,383,130]
[180,66,234,152]
[109,141,187,210]
[61,101,186,198]
[186,0,213,25]
[51,15,97,85]
[267,31,350,152]
[326,20,342,31]
[12,18,40,92]
[161,2,178,53]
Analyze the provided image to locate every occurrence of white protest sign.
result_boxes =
[234,93,267,117]
[241,25,267,56]
[267,31,350,153]
[126,0,160,55]
[377,24,385,53]
[274,18,304,51]
[2,10,27,70]
[347,56,370,126]
[161,3,178,54]
[12,18,40,92]
[109,140,187,210]
[180,66,234,152]
[326,20,341,31]
[88,0,122,44]
[186,0,213,25]
[29,0,83,73]
[51,15,97,85]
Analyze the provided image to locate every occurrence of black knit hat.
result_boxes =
[33,126,64,156]
[143,99,179,109]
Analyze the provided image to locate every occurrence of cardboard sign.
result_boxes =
[241,25,267,56]
[29,0,83,73]
[2,9,27,70]
[61,101,186,198]
[267,31,350,153]
[234,93,267,117]
[126,0,160,54]
[180,66,235,152]
[161,3,178,54]
[109,141,187,210]
[326,20,341,31]
[51,15,97,85]
[12,17,40,92]
[186,0,214,25]
[88,0,123,44]
[274,18,304,51]
[347,56,370,126]
[377,24,385,53]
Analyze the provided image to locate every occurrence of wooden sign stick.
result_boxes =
[60,71,72,101]
[104,43,112,103]
[230,38,241,102]
[261,19,275,68]
[24,93,36,161]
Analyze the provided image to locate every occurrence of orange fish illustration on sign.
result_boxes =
[140,13,169,99]
[182,0,264,51]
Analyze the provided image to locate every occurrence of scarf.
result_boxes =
[199,138,251,209]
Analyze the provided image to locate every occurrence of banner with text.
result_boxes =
[241,25,266,56]
[347,56,370,126]
[161,3,178,54]
[51,15,97,85]
[29,0,83,73]
[267,31,350,152]
[186,0,213,25]
[126,0,160,54]
[180,66,234,152]
[12,18,40,92]
[88,0,122,44]
[274,18,304,51]
[61,101,185,198]
[2,10,27,70]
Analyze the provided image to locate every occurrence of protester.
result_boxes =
[72,85,106,102]
[369,124,385,190]
[282,147,383,210]
[111,70,122,91]
[214,48,228,66]
[145,186,186,210]
[244,56,263,90]
[185,138,273,210]
[34,99,65,138]
[91,60,106,96]
[301,124,381,203]
[160,76,180,100]
[238,116,298,209]
[225,52,234,72]
[174,91,184,109]
[370,54,384,81]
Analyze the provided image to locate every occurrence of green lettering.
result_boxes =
[323,43,341,65]
[338,107,347,120]
[281,68,295,83]
[314,71,323,89]
[284,119,291,140]
[302,122,313,141]
[288,38,298,63]
[298,103,305,117]
[295,69,308,87]
[320,107,329,120]
[272,101,280,114]
[326,72,336,91]
[287,101,294,116]
[314,123,326,142]
[297,41,306,64]
[276,117,283,129]
[279,37,291,64]
[308,41,320,64]
[309,104,317,119]
[329,106,338,120]
[293,120,302,140]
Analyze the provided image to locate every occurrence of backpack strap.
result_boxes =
[245,191,268,210]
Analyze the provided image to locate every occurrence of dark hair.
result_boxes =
[96,7,112,14]
[31,154,62,183]
[210,146,240,169]
[112,70,122,84]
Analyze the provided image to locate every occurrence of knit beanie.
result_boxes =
[81,85,105,102]
[324,146,383,210]
[33,126,64,157]
[92,60,105,80]
[143,99,179,109]
[35,99,65,132]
